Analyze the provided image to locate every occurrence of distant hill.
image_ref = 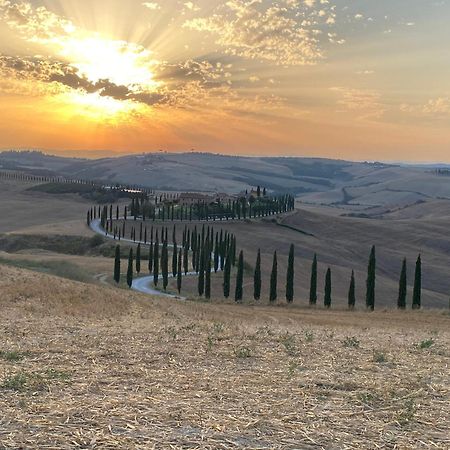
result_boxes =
[2,150,450,211]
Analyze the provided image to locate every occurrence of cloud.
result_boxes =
[142,2,161,10]
[184,0,339,66]
[330,86,385,120]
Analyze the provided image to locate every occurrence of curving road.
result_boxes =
[90,218,206,299]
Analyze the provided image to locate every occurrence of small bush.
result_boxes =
[279,333,297,356]
[343,336,360,348]
[234,346,252,358]
[418,338,434,349]
[304,330,314,343]
[0,351,27,362]
[373,351,387,363]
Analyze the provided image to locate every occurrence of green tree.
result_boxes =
[235,250,244,302]
[286,244,295,303]
[205,253,211,299]
[198,246,205,296]
[270,251,278,303]
[127,248,134,288]
[162,240,169,290]
[153,236,159,286]
[177,248,182,294]
[114,245,121,284]
[412,254,422,309]
[254,249,261,301]
[148,242,153,273]
[136,243,141,274]
[398,258,407,309]
[366,246,376,310]
[348,270,356,310]
[172,242,178,278]
[309,254,318,305]
[223,250,231,299]
[324,268,332,308]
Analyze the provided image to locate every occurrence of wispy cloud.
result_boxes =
[184,0,339,66]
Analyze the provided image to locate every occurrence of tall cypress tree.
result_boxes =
[136,243,141,274]
[348,270,356,310]
[162,240,169,290]
[254,249,261,301]
[172,242,178,278]
[183,244,189,275]
[366,246,376,311]
[324,268,332,308]
[114,245,121,284]
[398,258,407,309]
[412,254,422,309]
[148,242,153,273]
[153,235,159,286]
[198,245,205,296]
[177,248,182,294]
[235,250,244,302]
[286,244,295,303]
[309,254,318,305]
[270,251,278,303]
[205,253,211,299]
[223,249,231,298]
[127,248,134,288]
[214,234,220,272]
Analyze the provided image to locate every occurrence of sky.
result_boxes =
[0,0,450,161]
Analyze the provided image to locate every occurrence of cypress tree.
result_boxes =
[223,249,231,298]
[286,244,295,303]
[412,254,422,309]
[254,249,261,301]
[127,248,134,288]
[198,245,205,296]
[183,244,188,275]
[348,270,356,310]
[366,246,376,311]
[114,245,121,284]
[270,251,278,303]
[398,258,407,309]
[148,242,153,273]
[214,233,219,272]
[324,268,332,308]
[172,242,178,278]
[309,254,318,305]
[205,253,211,299]
[177,248,182,294]
[162,240,169,290]
[136,243,141,274]
[235,250,244,302]
[153,235,159,286]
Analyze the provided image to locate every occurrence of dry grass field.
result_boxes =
[0,265,449,449]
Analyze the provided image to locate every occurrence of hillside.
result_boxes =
[3,151,450,212]
[1,265,449,449]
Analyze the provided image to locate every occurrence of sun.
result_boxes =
[59,35,160,90]
[50,33,161,119]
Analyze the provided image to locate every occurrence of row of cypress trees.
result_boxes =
[113,228,423,309]
[113,223,237,295]
[87,192,295,227]
[200,245,423,309]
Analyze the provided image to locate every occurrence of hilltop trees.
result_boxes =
[412,255,422,309]
[398,258,407,309]
[286,244,295,303]
[324,268,332,308]
[127,248,133,288]
[309,254,318,306]
[348,270,356,310]
[254,249,261,301]
[366,246,376,310]
[114,245,121,284]
[270,251,278,302]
